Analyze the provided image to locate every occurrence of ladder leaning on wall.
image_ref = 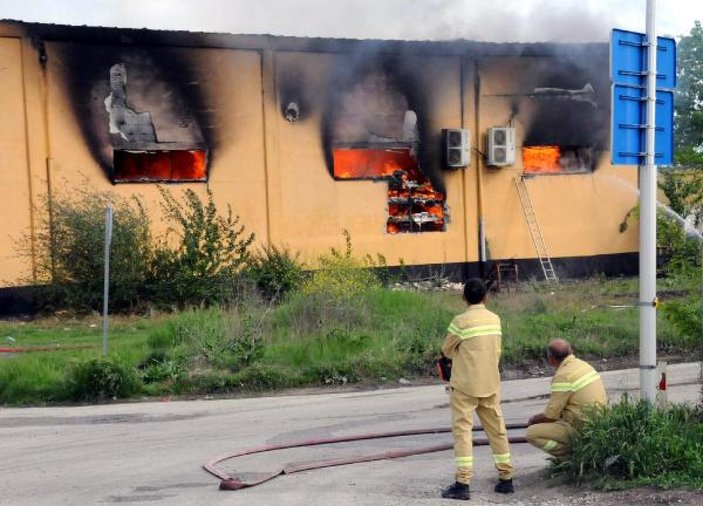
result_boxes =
[514,177,558,283]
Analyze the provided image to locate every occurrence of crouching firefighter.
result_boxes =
[439,278,514,501]
[526,339,607,458]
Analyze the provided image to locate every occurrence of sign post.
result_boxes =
[610,0,676,402]
[102,202,113,357]
[640,0,658,403]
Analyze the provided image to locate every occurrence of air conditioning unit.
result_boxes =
[486,127,516,167]
[442,128,470,168]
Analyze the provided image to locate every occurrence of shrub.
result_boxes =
[245,244,306,302]
[28,188,152,312]
[302,230,381,300]
[660,296,702,346]
[65,358,140,402]
[550,397,703,489]
[150,187,255,307]
[657,214,702,278]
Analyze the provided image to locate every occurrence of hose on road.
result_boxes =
[204,423,529,491]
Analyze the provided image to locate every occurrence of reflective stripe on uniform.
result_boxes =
[455,456,474,467]
[447,323,502,340]
[493,453,511,464]
[550,370,600,393]
[572,370,600,391]
[542,440,558,451]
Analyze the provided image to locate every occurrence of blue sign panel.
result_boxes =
[611,84,673,166]
[610,29,676,89]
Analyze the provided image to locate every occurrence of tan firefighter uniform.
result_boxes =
[441,303,512,485]
[526,354,607,457]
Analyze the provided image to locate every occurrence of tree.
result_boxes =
[674,20,703,165]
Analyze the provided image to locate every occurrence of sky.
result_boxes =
[0,0,701,42]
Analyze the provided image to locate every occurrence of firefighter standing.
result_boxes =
[440,278,514,501]
[526,339,607,457]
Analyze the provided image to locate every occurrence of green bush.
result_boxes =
[302,230,381,300]
[65,358,140,402]
[661,296,702,346]
[245,244,306,302]
[149,187,255,307]
[657,214,702,278]
[550,397,703,489]
[29,188,152,312]
[25,185,255,311]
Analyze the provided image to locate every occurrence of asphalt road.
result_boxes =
[1,363,700,506]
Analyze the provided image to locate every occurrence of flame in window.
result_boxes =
[522,146,594,174]
[113,149,207,182]
[333,148,445,233]
[522,146,561,173]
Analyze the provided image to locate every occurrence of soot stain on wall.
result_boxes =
[319,49,444,194]
[52,42,218,179]
[521,51,610,150]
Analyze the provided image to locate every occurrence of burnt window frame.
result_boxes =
[111,146,209,184]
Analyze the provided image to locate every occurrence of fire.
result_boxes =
[522,146,561,173]
[114,149,207,182]
[333,147,445,234]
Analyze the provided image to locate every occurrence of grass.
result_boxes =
[549,397,703,490]
[0,315,159,404]
[0,276,699,405]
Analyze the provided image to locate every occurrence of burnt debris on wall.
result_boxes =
[105,63,157,144]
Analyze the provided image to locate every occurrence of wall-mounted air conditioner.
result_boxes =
[486,127,516,167]
[442,128,470,168]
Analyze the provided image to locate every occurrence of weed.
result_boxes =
[550,396,703,489]
[138,351,185,384]
[65,358,140,402]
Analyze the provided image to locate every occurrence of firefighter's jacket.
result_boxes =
[544,354,607,424]
[441,303,502,397]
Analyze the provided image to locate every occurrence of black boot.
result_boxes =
[494,478,514,494]
[441,481,470,500]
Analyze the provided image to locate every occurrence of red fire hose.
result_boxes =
[0,344,95,353]
[204,423,529,491]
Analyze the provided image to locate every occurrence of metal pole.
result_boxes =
[102,202,113,357]
[640,0,658,402]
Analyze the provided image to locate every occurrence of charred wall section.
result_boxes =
[49,40,218,180]
[521,49,610,149]
[320,50,444,195]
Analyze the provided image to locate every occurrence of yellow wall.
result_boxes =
[0,26,639,287]
[267,52,471,266]
[0,37,34,284]
[477,57,638,261]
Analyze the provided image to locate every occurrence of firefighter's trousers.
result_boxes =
[526,420,574,457]
[450,388,513,485]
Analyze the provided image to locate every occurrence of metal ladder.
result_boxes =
[514,177,558,282]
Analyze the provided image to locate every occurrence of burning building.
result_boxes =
[0,21,640,301]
